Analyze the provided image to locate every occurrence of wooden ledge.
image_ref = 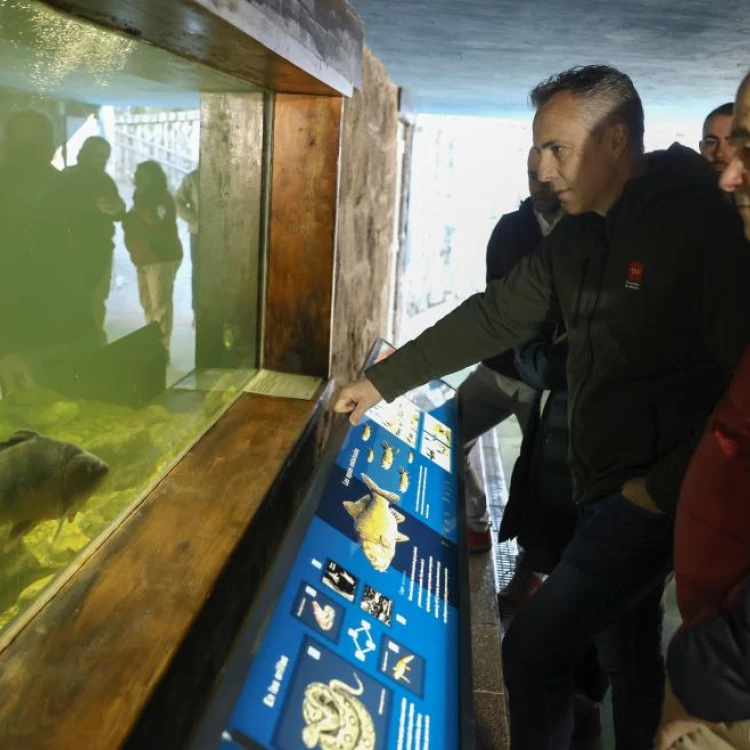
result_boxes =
[43,0,363,96]
[0,391,326,749]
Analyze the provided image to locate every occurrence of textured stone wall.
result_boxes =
[330,46,399,382]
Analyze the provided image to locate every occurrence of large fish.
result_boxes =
[0,430,109,548]
[343,474,409,572]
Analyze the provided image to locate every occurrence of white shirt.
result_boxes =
[534,209,563,237]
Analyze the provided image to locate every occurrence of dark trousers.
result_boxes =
[502,493,672,750]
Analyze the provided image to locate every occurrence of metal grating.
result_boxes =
[472,427,519,626]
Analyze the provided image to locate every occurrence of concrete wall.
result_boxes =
[330,46,399,382]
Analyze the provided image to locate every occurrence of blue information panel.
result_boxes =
[194,341,472,750]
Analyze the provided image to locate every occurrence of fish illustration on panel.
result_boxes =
[398,468,409,493]
[301,673,376,750]
[392,654,414,684]
[0,430,109,549]
[361,424,372,442]
[407,452,414,465]
[380,442,396,471]
[343,473,409,573]
[366,448,375,464]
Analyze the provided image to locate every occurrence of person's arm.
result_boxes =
[644,199,750,513]
[175,174,197,226]
[365,246,556,403]
[667,576,750,722]
[123,211,153,266]
[96,174,126,220]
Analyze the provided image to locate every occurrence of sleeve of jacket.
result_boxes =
[367,246,557,402]
[103,174,126,220]
[646,198,750,512]
[123,211,152,267]
[668,576,750,722]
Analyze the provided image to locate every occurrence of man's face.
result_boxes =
[532,91,620,215]
[700,114,736,173]
[721,89,750,196]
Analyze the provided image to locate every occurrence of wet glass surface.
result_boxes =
[0,1,265,637]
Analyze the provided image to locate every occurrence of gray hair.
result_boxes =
[530,65,645,153]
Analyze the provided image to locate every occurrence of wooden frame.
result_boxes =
[0,0,362,746]
[0,391,329,749]
[43,0,362,96]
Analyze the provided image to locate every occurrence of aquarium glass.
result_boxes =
[0,0,266,638]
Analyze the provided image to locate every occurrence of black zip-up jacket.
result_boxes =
[367,144,750,512]
[483,197,543,378]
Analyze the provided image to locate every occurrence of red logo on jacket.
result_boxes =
[625,261,643,290]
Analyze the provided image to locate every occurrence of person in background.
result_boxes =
[499,325,569,605]
[175,167,199,326]
[656,69,750,750]
[0,109,97,393]
[460,148,562,554]
[335,65,750,750]
[63,136,125,342]
[699,102,736,176]
[698,102,750,240]
[123,161,182,353]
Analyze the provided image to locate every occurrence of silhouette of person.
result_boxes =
[63,136,125,341]
[0,109,97,393]
[123,161,183,353]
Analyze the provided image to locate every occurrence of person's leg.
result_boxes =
[502,493,672,750]
[149,261,179,350]
[90,249,113,342]
[597,579,666,749]
[460,365,532,535]
[136,266,154,325]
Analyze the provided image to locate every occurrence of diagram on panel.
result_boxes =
[348,619,377,662]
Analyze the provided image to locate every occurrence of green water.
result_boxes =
[0,378,246,635]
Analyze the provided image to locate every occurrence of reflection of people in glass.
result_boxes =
[63,136,125,342]
[175,167,199,326]
[0,109,97,393]
[123,160,182,353]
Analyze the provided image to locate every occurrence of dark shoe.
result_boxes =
[468,528,492,553]
[497,568,542,608]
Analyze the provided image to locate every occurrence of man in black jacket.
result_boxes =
[336,66,750,749]
[461,149,562,553]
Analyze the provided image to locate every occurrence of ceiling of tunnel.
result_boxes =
[348,0,750,120]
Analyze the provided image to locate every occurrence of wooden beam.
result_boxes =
[0,392,323,750]
[264,94,343,377]
[40,0,363,96]
[196,91,265,369]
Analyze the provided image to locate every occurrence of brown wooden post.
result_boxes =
[264,94,344,377]
[196,91,265,369]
